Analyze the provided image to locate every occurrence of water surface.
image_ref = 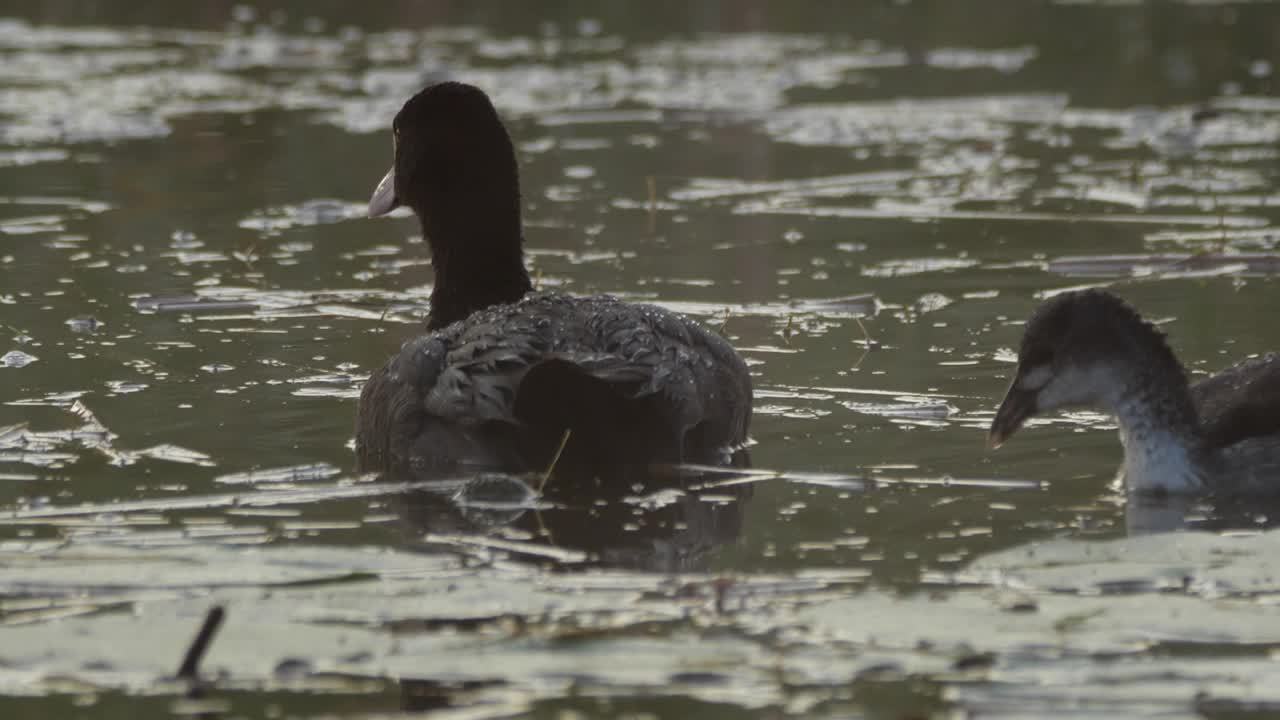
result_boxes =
[3,1,1280,717]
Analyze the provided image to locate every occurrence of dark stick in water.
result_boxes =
[176,605,226,680]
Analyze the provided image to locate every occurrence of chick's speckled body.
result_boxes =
[990,289,1280,495]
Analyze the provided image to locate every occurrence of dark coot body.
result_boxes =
[989,289,1280,495]
[356,82,752,474]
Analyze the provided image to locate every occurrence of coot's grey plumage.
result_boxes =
[988,289,1280,495]
[356,82,752,474]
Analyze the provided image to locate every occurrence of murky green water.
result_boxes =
[4,1,1280,717]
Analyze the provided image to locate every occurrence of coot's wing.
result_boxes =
[1217,434,1280,495]
[1193,352,1280,449]
[580,298,752,452]
[424,295,751,442]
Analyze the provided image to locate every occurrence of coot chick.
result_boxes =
[356,82,752,474]
[989,289,1280,495]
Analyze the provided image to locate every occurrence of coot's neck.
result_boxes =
[1107,361,1210,494]
[419,201,533,332]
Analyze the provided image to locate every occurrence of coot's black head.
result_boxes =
[988,289,1184,448]
[369,82,521,224]
[368,82,531,330]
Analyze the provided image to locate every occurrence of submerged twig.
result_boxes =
[854,317,875,346]
[533,428,573,547]
[713,576,734,615]
[646,175,657,234]
[538,428,572,493]
[176,605,226,680]
[234,240,259,271]
[851,316,877,371]
[1215,191,1229,254]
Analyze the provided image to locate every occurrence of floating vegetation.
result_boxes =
[0,351,37,368]
[1048,252,1280,278]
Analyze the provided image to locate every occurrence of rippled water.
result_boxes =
[4,2,1280,717]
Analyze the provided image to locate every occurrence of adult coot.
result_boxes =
[989,289,1280,495]
[356,82,752,474]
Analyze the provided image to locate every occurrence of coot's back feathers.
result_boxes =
[357,294,752,472]
[1193,352,1280,450]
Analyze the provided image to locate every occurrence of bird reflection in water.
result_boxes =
[1126,491,1280,536]
[386,459,754,573]
[373,439,755,574]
